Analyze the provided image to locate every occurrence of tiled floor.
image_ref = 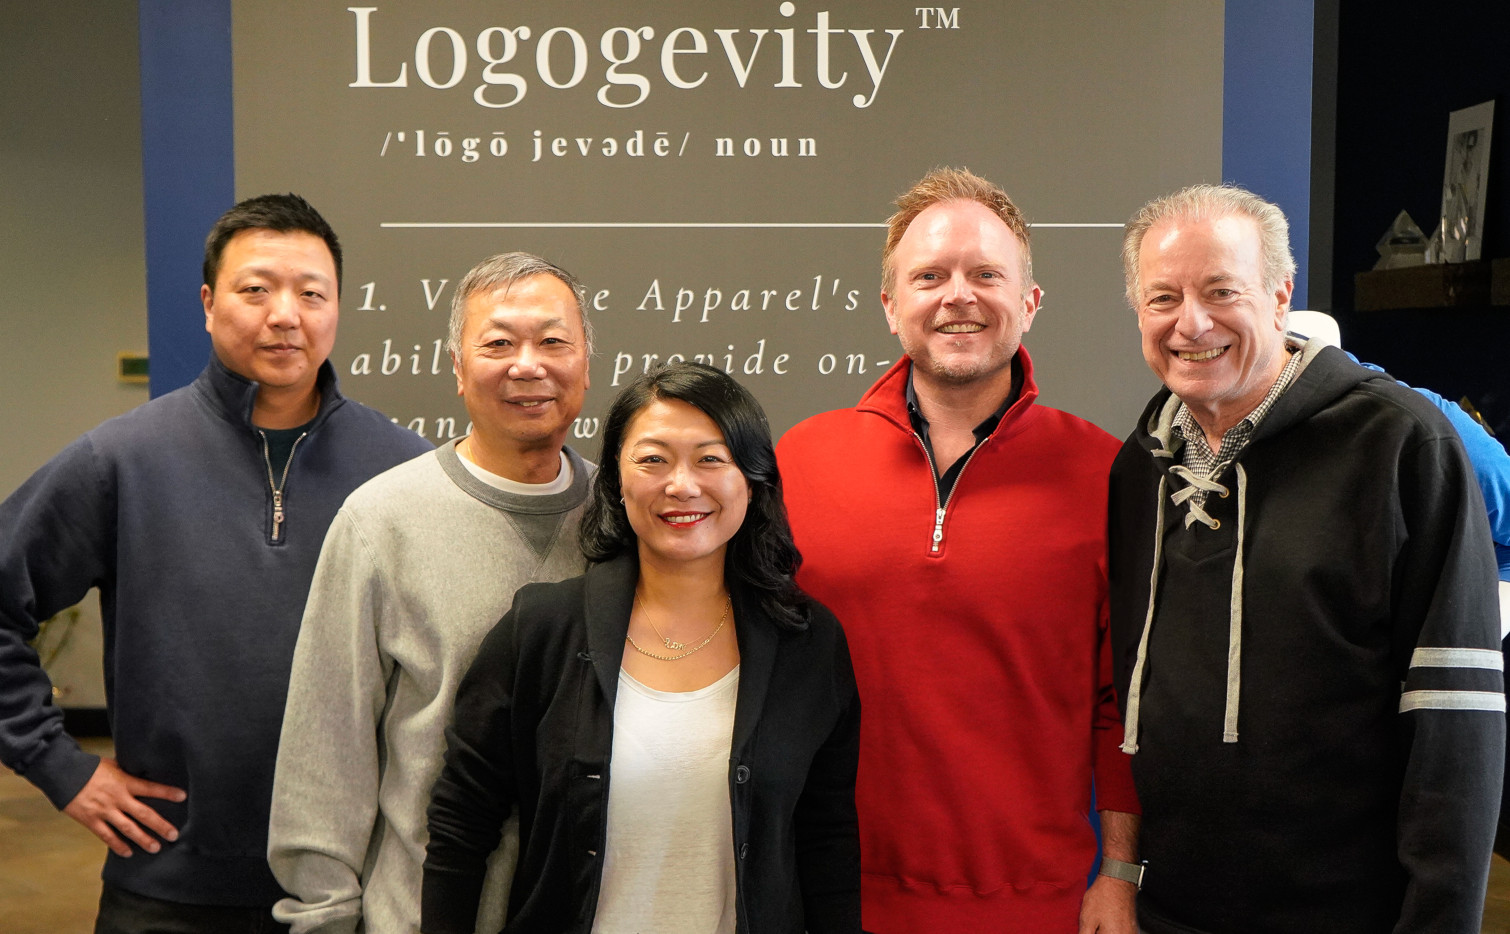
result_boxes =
[4,742,1510,932]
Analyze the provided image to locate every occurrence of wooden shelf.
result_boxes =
[1354,261,1496,310]
[1495,258,1510,305]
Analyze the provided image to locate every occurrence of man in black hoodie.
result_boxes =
[1109,183,1503,934]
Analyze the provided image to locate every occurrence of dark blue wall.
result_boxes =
[139,0,232,397]
[1330,0,1509,437]
[1223,0,1315,308]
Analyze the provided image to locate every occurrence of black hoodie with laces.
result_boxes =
[1109,341,1503,934]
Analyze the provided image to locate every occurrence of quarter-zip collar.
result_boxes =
[858,345,1041,443]
[904,358,1021,503]
[855,346,1042,556]
[903,358,1020,445]
[195,351,346,433]
[194,353,348,546]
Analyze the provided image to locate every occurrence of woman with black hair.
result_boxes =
[421,362,861,934]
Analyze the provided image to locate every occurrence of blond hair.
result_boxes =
[882,166,1032,294]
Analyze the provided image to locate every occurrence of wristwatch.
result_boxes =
[1098,857,1146,890]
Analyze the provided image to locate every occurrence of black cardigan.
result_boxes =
[422,553,862,934]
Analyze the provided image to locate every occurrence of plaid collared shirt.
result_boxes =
[1173,347,1304,506]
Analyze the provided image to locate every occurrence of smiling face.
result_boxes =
[452,274,591,471]
[882,199,1041,394]
[201,229,339,424]
[619,397,751,574]
[1135,213,1293,437]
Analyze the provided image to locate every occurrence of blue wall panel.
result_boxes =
[139,0,233,397]
[1223,0,1315,307]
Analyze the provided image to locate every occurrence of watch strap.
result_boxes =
[1099,857,1146,889]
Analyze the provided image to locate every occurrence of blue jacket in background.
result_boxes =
[1353,357,1510,580]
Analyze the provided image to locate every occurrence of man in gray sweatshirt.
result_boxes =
[267,252,596,934]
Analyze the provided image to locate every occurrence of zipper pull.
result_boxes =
[272,490,285,542]
[930,507,946,553]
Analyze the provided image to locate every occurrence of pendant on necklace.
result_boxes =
[663,638,687,650]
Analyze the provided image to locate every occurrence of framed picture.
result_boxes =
[1439,99,1495,263]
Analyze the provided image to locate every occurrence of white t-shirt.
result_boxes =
[457,448,573,495]
[591,666,740,934]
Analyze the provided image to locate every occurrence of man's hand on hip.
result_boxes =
[63,757,186,857]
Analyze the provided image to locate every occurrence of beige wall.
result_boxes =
[1,1,151,707]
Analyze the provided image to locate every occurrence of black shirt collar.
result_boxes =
[904,357,1022,501]
[904,357,1021,446]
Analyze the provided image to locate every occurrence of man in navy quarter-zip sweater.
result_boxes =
[0,194,431,933]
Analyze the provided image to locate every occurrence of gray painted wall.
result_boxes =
[232,1,1209,448]
[2,1,150,707]
[1,0,1227,712]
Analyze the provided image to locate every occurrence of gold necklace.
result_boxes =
[626,594,731,661]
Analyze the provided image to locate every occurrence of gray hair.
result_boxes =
[446,252,594,356]
[1122,183,1296,308]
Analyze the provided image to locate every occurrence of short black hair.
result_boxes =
[580,362,809,631]
[202,193,342,293]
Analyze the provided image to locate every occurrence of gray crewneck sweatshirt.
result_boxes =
[268,440,592,934]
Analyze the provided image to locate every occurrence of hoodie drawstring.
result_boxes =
[1120,475,1165,755]
[1122,462,1249,753]
[1166,465,1229,529]
[1222,464,1247,743]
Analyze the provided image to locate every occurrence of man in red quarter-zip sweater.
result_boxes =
[777,167,1139,934]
